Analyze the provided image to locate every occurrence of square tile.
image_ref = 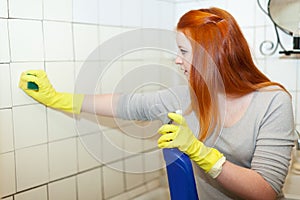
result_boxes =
[0,152,16,198]
[124,155,144,190]
[0,109,14,153]
[77,135,101,172]
[144,150,164,179]
[15,186,47,200]
[102,128,124,163]
[73,23,99,61]
[43,0,72,21]
[0,64,12,108]
[49,138,77,181]
[45,61,75,91]
[0,0,8,18]
[8,0,43,19]
[48,177,76,200]
[13,104,47,149]
[43,22,73,61]
[73,0,98,24]
[227,0,256,27]
[121,0,142,27]
[98,25,123,44]
[0,19,10,62]
[9,19,44,62]
[158,1,175,30]
[265,58,298,91]
[77,168,102,200]
[98,0,121,26]
[142,0,159,28]
[15,144,48,191]
[10,62,44,106]
[100,61,123,93]
[102,161,124,199]
[47,108,77,142]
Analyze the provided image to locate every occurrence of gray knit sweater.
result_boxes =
[116,85,294,199]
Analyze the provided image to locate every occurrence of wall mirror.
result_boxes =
[258,0,300,55]
[268,0,300,36]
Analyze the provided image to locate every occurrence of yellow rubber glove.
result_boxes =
[19,70,84,114]
[158,112,226,178]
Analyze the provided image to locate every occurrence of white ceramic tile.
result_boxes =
[125,155,144,190]
[227,1,256,27]
[0,64,12,108]
[43,0,72,21]
[253,26,266,59]
[73,0,98,24]
[9,0,43,19]
[0,19,10,62]
[77,135,101,172]
[77,168,102,200]
[296,92,300,125]
[13,104,47,149]
[255,0,269,26]
[98,26,124,45]
[15,144,48,191]
[73,24,99,61]
[242,27,255,49]
[9,19,44,62]
[102,161,124,199]
[49,138,77,181]
[121,0,142,27]
[43,21,74,61]
[123,124,144,155]
[0,109,14,153]
[47,109,77,142]
[265,58,298,91]
[10,62,44,106]
[98,0,121,26]
[158,1,175,30]
[0,0,8,18]
[100,61,123,93]
[142,0,160,28]
[15,186,47,200]
[144,150,164,174]
[102,128,124,164]
[45,62,75,92]
[0,152,16,198]
[48,176,76,200]
[75,112,102,136]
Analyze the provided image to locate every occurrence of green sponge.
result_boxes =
[27,82,39,90]
[26,73,39,90]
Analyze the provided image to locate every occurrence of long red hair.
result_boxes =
[177,8,288,141]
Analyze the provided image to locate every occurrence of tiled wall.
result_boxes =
[0,0,176,199]
[175,0,300,129]
[2,0,300,199]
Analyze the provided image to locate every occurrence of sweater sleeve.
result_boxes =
[116,85,191,124]
[251,91,295,194]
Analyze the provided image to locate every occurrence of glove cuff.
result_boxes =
[208,156,226,178]
[52,93,85,114]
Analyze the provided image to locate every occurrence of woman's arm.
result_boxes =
[81,94,120,117]
[217,161,276,200]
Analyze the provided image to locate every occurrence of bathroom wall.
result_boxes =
[175,0,300,130]
[0,0,176,199]
[1,0,299,200]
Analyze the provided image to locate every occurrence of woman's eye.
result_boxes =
[180,49,188,55]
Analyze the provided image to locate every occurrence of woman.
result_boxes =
[19,7,294,200]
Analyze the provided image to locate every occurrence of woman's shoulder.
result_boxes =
[256,85,291,103]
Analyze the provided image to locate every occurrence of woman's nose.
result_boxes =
[175,56,183,65]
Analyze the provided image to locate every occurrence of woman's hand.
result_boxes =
[157,112,226,178]
[19,70,84,114]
